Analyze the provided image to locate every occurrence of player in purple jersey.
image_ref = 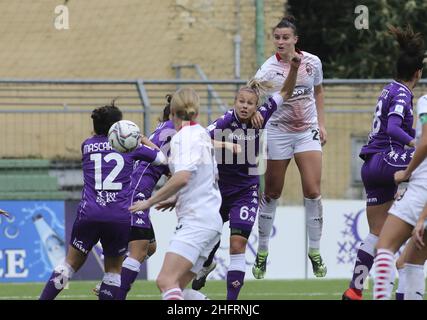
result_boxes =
[343,25,424,300]
[116,95,176,299]
[189,56,300,300]
[39,102,166,300]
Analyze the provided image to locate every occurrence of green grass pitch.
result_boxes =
[0,279,376,300]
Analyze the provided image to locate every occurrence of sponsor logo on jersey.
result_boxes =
[394,105,404,114]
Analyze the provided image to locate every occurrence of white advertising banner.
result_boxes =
[147,200,370,280]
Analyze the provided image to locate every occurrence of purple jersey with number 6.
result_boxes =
[208,93,282,231]
[360,81,414,158]
[208,93,282,191]
[130,120,176,228]
[78,135,158,223]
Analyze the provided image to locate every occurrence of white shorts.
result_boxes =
[167,223,221,274]
[266,123,322,160]
[389,178,427,228]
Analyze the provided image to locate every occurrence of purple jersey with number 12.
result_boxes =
[78,135,158,223]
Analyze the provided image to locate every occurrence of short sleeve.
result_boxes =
[257,93,282,126]
[313,56,323,86]
[170,131,202,172]
[417,95,427,116]
[130,145,158,163]
[207,110,233,139]
[388,93,412,119]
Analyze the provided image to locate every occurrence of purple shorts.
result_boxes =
[70,216,130,257]
[130,192,153,229]
[361,149,414,206]
[220,184,259,232]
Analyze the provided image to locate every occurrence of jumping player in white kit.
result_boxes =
[252,15,327,279]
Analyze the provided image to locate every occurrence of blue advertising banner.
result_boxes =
[0,201,65,283]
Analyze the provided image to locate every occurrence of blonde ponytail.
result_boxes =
[171,88,200,120]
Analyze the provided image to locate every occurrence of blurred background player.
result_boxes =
[373,92,427,300]
[343,25,424,300]
[129,88,222,300]
[252,16,327,279]
[39,102,166,300]
[190,56,301,300]
[115,95,176,299]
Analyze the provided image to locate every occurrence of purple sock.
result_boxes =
[226,270,245,300]
[39,271,67,300]
[116,267,139,300]
[395,292,404,300]
[98,282,119,300]
[349,249,374,291]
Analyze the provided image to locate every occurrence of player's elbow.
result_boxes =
[175,171,191,187]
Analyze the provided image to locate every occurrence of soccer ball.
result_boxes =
[108,120,141,153]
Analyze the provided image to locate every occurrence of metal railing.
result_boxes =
[0,78,426,201]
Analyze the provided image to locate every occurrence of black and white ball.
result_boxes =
[108,120,141,153]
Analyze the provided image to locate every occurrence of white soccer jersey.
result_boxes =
[168,123,222,232]
[254,51,323,132]
[412,95,427,178]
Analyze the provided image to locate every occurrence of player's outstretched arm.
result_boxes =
[0,209,9,217]
[129,171,190,213]
[280,55,301,100]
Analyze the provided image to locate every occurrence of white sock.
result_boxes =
[373,249,395,300]
[359,233,378,256]
[162,287,184,300]
[122,257,141,272]
[103,272,121,287]
[404,263,425,300]
[228,253,246,272]
[396,266,406,296]
[183,288,209,300]
[304,196,323,249]
[257,195,277,252]
[53,261,75,289]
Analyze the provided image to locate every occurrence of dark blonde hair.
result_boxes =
[237,78,274,106]
[171,88,199,121]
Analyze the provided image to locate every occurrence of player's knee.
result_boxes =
[264,190,281,200]
[304,191,321,200]
[147,242,157,257]
[229,238,247,254]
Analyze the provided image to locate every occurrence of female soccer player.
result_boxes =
[189,56,301,300]
[39,102,166,300]
[373,92,427,300]
[252,16,327,279]
[116,96,176,299]
[129,87,223,300]
[343,25,424,300]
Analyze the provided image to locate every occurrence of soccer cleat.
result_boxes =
[308,249,327,277]
[93,282,101,297]
[342,288,362,300]
[252,251,268,279]
[192,261,217,290]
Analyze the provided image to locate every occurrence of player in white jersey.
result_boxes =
[129,88,222,300]
[372,94,427,300]
[252,15,327,278]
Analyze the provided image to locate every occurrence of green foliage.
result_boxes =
[286,0,427,78]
